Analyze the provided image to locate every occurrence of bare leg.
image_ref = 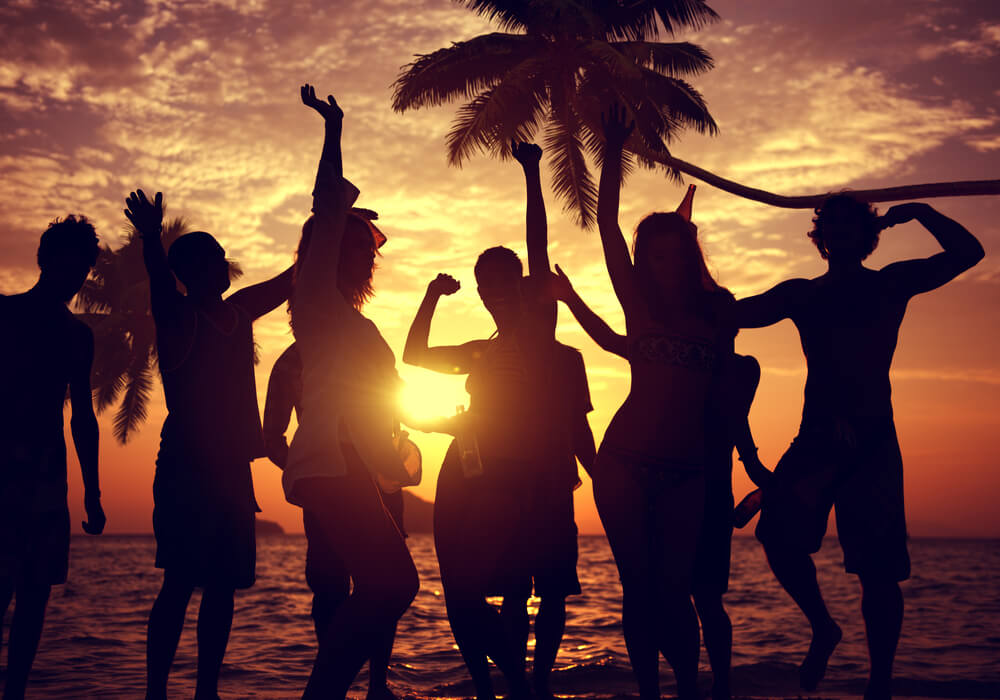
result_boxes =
[655,592,700,700]
[860,576,902,700]
[533,596,567,699]
[3,584,50,700]
[620,586,660,700]
[500,595,530,672]
[366,622,398,700]
[194,587,235,700]
[146,571,194,700]
[763,545,841,691]
[693,593,732,700]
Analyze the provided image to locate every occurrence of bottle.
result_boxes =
[733,487,763,528]
[454,405,484,478]
[676,184,696,221]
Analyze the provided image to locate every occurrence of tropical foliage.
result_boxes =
[75,219,244,443]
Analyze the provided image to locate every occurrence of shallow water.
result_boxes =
[4,535,999,699]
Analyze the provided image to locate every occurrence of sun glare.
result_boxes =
[398,368,471,424]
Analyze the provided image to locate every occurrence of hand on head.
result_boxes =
[511,140,542,167]
[549,264,576,302]
[300,83,343,124]
[124,189,164,237]
[601,103,635,148]
[428,273,460,297]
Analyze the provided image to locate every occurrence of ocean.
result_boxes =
[5,535,999,699]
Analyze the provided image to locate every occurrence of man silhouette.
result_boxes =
[0,215,106,700]
[124,190,294,700]
[733,196,984,700]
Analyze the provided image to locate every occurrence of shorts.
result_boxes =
[755,419,910,581]
[505,487,581,600]
[153,446,258,590]
[692,478,734,595]
[0,505,70,586]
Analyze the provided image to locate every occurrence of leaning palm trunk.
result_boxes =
[644,148,1000,208]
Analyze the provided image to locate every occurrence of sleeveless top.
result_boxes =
[159,300,264,463]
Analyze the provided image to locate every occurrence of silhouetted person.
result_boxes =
[124,190,294,700]
[0,215,106,700]
[263,341,405,700]
[733,195,985,699]
[590,106,735,700]
[285,85,418,700]
[403,142,594,700]
[549,265,771,700]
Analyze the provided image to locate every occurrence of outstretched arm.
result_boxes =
[227,265,295,321]
[126,190,181,320]
[879,202,985,297]
[403,274,482,373]
[551,264,627,358]
[69,323,104,535]
[597,106,643,325]
[292,84,354,334]
[731,278,808,329]
[512,141,549,278]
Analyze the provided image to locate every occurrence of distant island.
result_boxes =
[255,518,285,536]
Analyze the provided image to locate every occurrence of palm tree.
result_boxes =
[75,219,244,443]
[393,0,999,215]
[393,0,721,227]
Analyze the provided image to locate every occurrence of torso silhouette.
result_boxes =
[0,291,88,509]
[788,268,907,426]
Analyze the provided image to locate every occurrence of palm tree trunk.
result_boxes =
[645,150,1000,208]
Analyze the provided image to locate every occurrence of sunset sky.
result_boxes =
[1,0,997,537]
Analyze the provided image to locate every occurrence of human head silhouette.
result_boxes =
[36,214,100,302]
[167,231,230,299]
[633,212,715,299]
[809,193,881,263]
[474,246,523,329]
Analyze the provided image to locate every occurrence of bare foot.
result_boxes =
[863,677,892,700]
[365,685,398,700]
[799,621,842,691]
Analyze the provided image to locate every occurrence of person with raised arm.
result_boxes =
[550,253,770,700]
[283,85,418,700]
[402,142,595,700]
[589,104,735,700]
[0,215,105,700]
[124,188,293,700]
[732,194,985,700]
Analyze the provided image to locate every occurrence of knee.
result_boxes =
[379,561,419,617]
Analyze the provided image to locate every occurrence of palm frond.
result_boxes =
[446,58,549,165]
[545,84,598,228]
[455,0,534,32]
[611,40,713,76]
[113,351,154,444]
[596,0,720,41]
[393,33,540,112]
[639,69,717,136]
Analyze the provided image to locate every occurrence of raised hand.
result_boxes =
[876,202,931,230]
[82,492,106,535]
[300,83,343,124]
[124,189,164,238]
[550,263,577,302]
[428,273,460,297]
[511,140,542,168]
[601,103,635,149]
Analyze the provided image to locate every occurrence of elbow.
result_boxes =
[401,346,421,367]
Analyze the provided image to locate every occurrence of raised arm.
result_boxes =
[227,265,295,321]
[69,322,105,535]
[291,84,354,334]
[597,106,643,323]
[125,189,181,320]
[512,141,549,277]
[403,274,482,374]
[879,202,986,297]
[551,264,627,359]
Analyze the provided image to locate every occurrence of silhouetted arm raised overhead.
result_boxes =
[227,265,295,321]
[69,321,105,535]
[512,141,549,278]
[550,264,627,359]
[291,84,354,335]
[126,189,182,320]
[403,274,485,374]
[878,202,986,297]
[731,278,809,329]
[598,105,643,326]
